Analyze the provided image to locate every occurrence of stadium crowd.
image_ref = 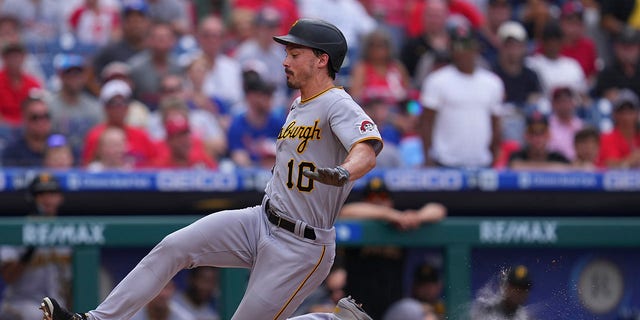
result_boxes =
[1,0,639,172]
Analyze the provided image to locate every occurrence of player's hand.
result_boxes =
[302,166,350,187]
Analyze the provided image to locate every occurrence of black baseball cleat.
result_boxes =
[333,296,373,320]
[40,297,89,320]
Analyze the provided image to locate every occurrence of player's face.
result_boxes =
[283,45,318,89]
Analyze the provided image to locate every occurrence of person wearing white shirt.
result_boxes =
[420,24,504,168]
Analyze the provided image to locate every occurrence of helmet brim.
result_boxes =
[273,35,321,51]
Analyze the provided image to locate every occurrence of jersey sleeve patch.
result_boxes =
[356,120,377,135]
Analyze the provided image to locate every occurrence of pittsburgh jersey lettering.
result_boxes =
[277,120,322,153]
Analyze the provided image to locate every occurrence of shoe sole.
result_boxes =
[40,297,54,320]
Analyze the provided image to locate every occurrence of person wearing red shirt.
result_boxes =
[598,89,640,168]
[0,42,41,127]
[82,79,156,167]
[151,105,217,169]
[559,0,598,79]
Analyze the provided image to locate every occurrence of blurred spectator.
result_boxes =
[172,267,220,320]
[298,0,377,78]
[233,6,289,112]
[47,54,103,159]
[406,0,488,39]
[383,262,444,320]
[508,112,571,171]
[82,79,156,167]
[293,264,347,316]
[599,0,636,39]
[183,56,231,128]
[227,70,283,168]
[478,0,514,67]
[0,14,46,84]
[558,0,598,81]
[128,21,182,110]
[233,0,299,36]
[548,86,583,160]
[359,0,410,52]
[145,0,192,36]
[43,134,75,169]
[197,15,245,116]
[572,126,600,170]
[0,173,71,320]
[526,21,588,99]
[401,0,450,86]
[361,98,404,168]
[0,41,42,127]
[419,25,503,168]
[147,74,227,159]
[130,280,195,320]
[101,61,151,128]
[492,21,542,145]
[593,26,640,101]
[349,28,411,107]
[340,177,447,319]
[0,0,64,46]
[150,101,218,169]
[225,8,257,55]
[68,0,122,47]
[469,265,535,320]
[92,0,151,77]
[598,89,640,169]
[520,0,555,41]
[86,127,134,171]
[1,95,53,167]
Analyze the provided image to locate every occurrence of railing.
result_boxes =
[2,216,640,319]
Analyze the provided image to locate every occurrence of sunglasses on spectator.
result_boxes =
[28,112,51,121]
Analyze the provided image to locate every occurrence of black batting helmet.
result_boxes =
[273,19,348,73]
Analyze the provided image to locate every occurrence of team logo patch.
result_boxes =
[357,120,376,134]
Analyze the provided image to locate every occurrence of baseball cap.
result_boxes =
[1,41,25,55]
[28,172,62,196]
[47,134,68,148]
[100,79,132,104]
[613,89,640,111]
[448,22,477,47]
[541,22,563,41]
[164,112,190,136]
[101,61,131,82]
[507,265,533,289]
[414,263,440,284]
[526,111,549,134]
[54,54,85,72]
[122,0,148,15]
[363,177,391,199]
[615,26,640,45]
[497,21,527,43]
[243,70,275,94]
[551,86,574,100]
[255,6,281,27]
[561,0,584,18]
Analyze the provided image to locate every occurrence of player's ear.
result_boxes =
[317,52,330,70]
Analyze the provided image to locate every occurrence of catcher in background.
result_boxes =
[0,173,71,320]
[41,18,381,320]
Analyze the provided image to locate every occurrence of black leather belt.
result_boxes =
[265,200,316,240]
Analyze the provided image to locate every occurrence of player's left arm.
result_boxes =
[340,141,377,181]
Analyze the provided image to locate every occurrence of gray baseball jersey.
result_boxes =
[83,87,382,320]
[265,87,383,229]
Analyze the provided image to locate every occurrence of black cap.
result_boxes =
[615,26,640,44]
[242,70,275,94]
[414,263,441,283]
[507,265,533,289]
[363,177,391,199]
[613,89,640,111]
[542,22,564,40]
[526,110,548,127]
[28,173,62,196]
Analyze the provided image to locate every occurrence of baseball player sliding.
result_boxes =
[40,19,382,320]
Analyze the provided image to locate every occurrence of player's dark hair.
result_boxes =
[312,48,336,80]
